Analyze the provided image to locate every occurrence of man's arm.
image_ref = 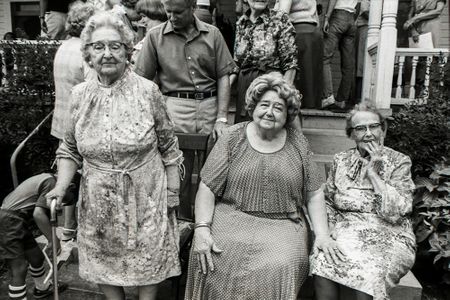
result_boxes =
[212,74,230,140]
[39,0,48,33]
[133,35,158,81]
[323,0,338,33]
[278,0,293,14]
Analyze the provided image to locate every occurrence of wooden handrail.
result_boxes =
[395,48,450,57]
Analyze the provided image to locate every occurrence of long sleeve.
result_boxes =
[324,157,339,229]
[277,12,298,72]
[56,85,84,167]
[375,155,415,224]
[151,85,183,167]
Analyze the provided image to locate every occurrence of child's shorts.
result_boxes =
[0,209,38,259]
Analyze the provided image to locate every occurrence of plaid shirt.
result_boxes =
[234,9,298,73]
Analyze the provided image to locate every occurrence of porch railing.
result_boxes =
[392,48,449,105]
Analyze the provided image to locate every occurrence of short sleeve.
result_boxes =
[214,28,237,78]
[199,131,230,197]
[134,32,158,80]
[35,176,56,209]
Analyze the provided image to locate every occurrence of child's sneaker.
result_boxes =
[33,282,68,299]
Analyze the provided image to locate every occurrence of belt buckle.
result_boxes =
[195,92,204,100]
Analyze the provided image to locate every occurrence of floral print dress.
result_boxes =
[56,69,183,285]
[310,147,416,300]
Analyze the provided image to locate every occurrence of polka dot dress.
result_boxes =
[184,123,322,299]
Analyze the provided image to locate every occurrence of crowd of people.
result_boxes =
[0,0,432,299]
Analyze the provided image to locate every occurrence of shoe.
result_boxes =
[61,228,77,241]
[321,94,336,109]
[33,282,68,299]
[329,101,348,113]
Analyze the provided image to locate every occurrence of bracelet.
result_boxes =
[194,221,211,229]
[215,117,228,124]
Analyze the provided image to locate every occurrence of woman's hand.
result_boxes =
[403,18,415,30]
[192,227,223,274]
[363,141,384,178]
[45,186,66,211]
[314,234,346,265]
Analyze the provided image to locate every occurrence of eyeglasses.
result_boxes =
[351,123,382,134]
[87,41,127,54]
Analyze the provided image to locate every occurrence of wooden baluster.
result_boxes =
[409,56,418,100]
[373,0,399,110]
[362,0,383,101]
[395,55,405,99]
[422,55,433,100]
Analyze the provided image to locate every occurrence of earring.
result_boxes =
[88,61,93,67]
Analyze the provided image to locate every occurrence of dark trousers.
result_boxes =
[323,9,356,103]
[294,23,324,109]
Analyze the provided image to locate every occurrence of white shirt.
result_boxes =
[334,0,358,13]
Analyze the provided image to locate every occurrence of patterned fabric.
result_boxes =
[310,147,416,300]
[51,37,95,139]
[184,123,321,299]
[202,122,322,213]
[56,69,183,285]
[234,9,298,73]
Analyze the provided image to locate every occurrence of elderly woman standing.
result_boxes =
[46,12,183,300]
[311,103,416,300]
[51,2,96,242]
[230,0,297,124]
[184,73,339,300]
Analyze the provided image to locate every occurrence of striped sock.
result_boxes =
[29,264,49,291]
[8,284,27,299]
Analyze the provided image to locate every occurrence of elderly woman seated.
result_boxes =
[310,103,416,300]
[184,72,338,300]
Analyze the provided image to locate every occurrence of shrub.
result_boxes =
[386,55,449,178]
[0,40,60,199]
[386,54,450,284]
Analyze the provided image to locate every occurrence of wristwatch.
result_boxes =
[215,117,228,124]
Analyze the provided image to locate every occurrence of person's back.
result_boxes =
[1,173,55,212]
[0,173,67,299]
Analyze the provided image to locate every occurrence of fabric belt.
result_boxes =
[196,5,210,9]
[164,90,217,100]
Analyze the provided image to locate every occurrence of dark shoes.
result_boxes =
[33,282,68,299]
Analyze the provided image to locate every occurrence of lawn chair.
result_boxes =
[173,133,211,300]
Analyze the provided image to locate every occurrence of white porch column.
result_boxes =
[373,0,399,109]
[362,0,383,102]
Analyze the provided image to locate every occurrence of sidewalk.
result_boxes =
[0,232,183,300]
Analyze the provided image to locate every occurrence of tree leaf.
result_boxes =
[415,177,436,191]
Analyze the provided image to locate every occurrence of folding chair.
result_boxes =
[173,133,210,299]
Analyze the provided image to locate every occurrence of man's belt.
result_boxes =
[197,5,210,9]
[165,90,217,100]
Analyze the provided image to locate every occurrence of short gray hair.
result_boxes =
[245,72,302,125]
[65,2,97,37]
[80,12,135,62]
[345,102,387,137]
